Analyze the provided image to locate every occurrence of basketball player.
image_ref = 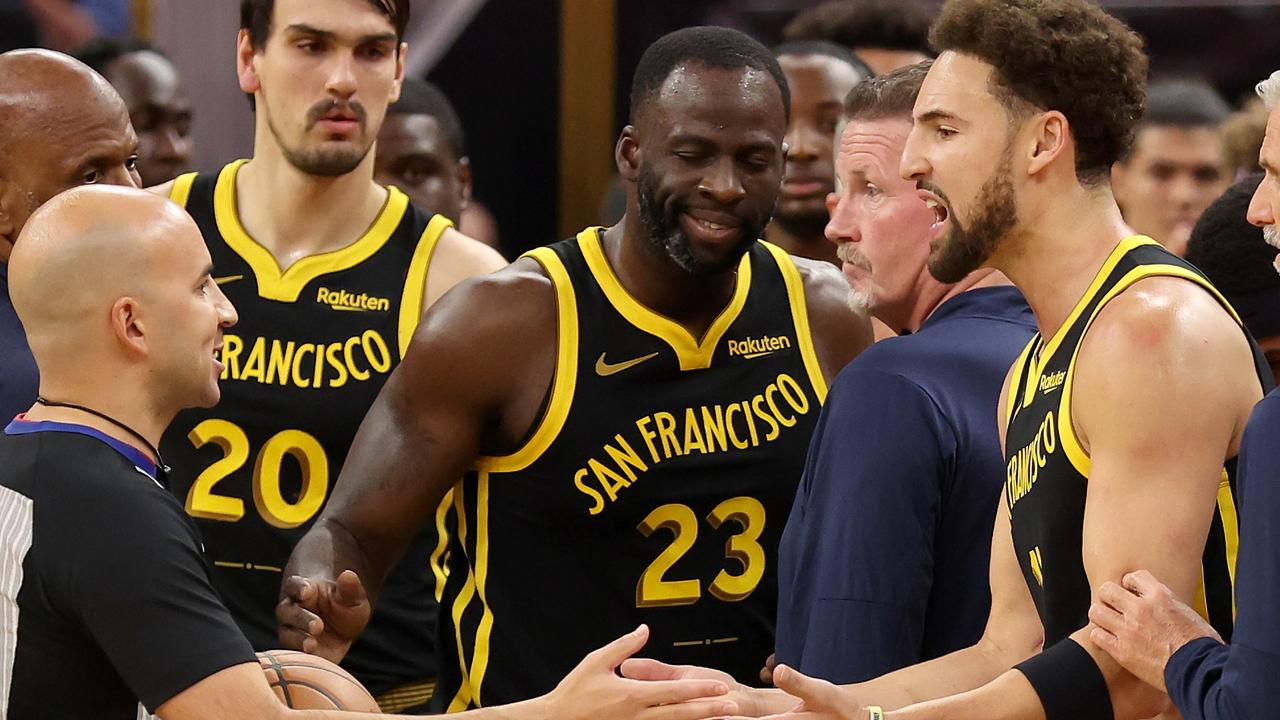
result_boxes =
[1085,69,1280,720]
[0,48,141,425]
[622,2,1270,718]
[150,0,504,711]
[279,25,871,711]
[766,41,869,265]
[0,184,739,720]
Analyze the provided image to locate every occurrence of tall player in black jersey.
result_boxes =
[623,2,1270,720]
[279,26,872,711]
[149,0,504,712]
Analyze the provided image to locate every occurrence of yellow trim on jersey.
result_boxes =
[447,483,477,712]
[763,241,828,402]
[1218,476,1240,618]
[397,214,454,356]
[578,227,752,371]
[1006,337,1039,423]
[1056,262,1245,477]
[168,172,197,208]
[467,472,495,706]
[474,248,580,475]
[1035,235,1157,372]
[430,488,455,603]
[211,159,410,302]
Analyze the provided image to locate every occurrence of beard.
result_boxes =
[636,165,763,276]
[927,146,1018,284]
[266,95,373,177]
[1264,223,1280,251]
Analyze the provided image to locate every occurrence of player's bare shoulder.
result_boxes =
[787,251,873,379]
[148,179,179,199]
[422,225,508,310]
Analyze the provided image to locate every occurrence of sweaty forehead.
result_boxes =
[839,118,911,175]
[644,63,786,138]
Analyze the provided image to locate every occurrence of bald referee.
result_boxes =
[0,184,733,720]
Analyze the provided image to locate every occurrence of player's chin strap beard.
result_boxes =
[34,396,172,480]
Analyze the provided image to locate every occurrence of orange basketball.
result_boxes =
[257,650,381,712]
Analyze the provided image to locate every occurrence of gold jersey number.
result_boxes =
[636,496,766,607]
[184,418,330,529]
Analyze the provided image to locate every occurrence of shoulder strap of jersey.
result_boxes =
[396,214,455,356]
[760,241,828,403]
[169,172,198,208]
[473,246,579,475]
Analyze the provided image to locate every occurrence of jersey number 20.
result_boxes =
[184,418,330,529]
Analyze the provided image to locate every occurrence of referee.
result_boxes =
[0,186,734,720]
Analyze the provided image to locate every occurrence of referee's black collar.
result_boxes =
[5,417,162,485]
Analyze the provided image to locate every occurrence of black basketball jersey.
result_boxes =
[1003,235,1271,646]
[160,160,452,695]
[433,229,829,709]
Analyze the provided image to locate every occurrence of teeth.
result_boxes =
[924,199,939,209]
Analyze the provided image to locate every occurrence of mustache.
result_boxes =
[916,180,950,204]
[1264,224,1280,251]
[306,99,367,130]
[836,241,871,271]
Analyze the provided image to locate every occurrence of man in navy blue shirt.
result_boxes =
[773,60,1037,684]
[0,48,141,422]
[1087,69,1280,720]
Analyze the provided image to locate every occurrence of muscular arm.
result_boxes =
[873,279,1261,720]
[793,256,873,382]
[279,259,556,648]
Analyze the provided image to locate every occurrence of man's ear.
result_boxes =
[617,126,641,181]
[1026,110,1069,178]
[236,29,262,95]
[111,297,148,358]
[0,180,26,263]
[388,41,408,104]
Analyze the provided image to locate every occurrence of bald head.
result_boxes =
[0,50,140,256]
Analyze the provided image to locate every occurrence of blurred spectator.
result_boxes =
[74,37,194,185]
[22,0,129,52]
[1185,175,1280,386]
[768,41,870,264]
[1113,79,1232,257]
[374,79,503,255]
[1223,98,1269,181]
[783,0,933,75]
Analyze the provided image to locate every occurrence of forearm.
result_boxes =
[851,638,1022,710]
[289,697,547,720]
[283,518,386,602]
[884,668,1044,720]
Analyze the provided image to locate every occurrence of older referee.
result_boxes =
[1088,70,1280,720]
[0,186,736,720]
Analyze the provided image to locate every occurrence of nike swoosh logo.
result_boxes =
[213,274,244,285]
[595,351,659,377]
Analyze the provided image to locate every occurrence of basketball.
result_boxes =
[257,650,381,712]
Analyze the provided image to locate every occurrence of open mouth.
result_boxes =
[917,187,951,236]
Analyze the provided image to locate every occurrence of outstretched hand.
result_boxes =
[1088,569,1220,692]
[540,625,739,720]
[276,569,371,663]
[720,665,865,720]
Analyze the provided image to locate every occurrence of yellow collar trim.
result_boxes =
[578,228,752,371]
[212,159,408,302]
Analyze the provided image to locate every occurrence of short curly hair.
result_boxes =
[784,0,933,55]
[931,0,1148,185]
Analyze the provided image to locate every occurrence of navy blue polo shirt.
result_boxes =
[0,264,38,422]
[776,285,1036,683]
[1165,390,1280,720]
